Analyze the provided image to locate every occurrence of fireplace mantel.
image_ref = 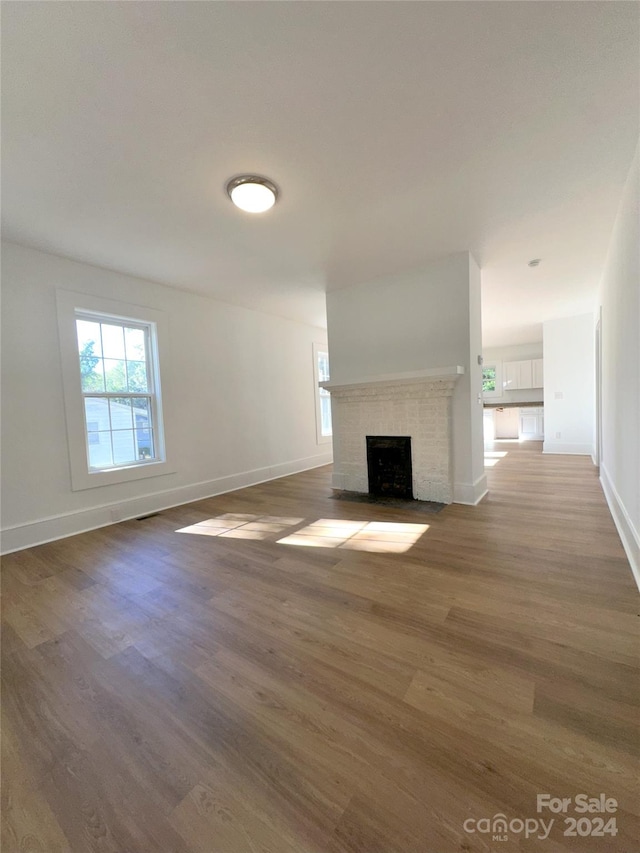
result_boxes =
[319,365,464,393]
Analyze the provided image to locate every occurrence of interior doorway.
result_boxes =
[595,310,603,470]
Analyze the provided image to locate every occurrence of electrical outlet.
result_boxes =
[110,506,122,522]
[554,391,563,400]
[555,432,561,439]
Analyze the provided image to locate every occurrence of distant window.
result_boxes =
[482,366,497,393]
[313,343,332,444]
[75,313,164,471]
[482,362,502,399]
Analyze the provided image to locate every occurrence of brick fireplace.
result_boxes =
[322,367,463,504]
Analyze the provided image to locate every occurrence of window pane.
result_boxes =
[126,360,148,392]
[112,430,137,465]
[132,397,151,425]
[124,327,146,361]
[104,359,127,392]
[482,366,497,393]
[109,398,134,430]
[100,323,126,359]
[84,397,110,431]
[135,427,154,460]
[320,395,332,437]
[80,357,105,392]
[76,320,102,357]
[88,433,113,468]
[318,352,330,382]
[134,397,154,459]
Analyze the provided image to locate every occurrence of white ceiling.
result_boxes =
[2,1,638,347]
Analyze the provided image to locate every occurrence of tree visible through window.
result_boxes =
[482,366,497,393]
[75,314,161,470]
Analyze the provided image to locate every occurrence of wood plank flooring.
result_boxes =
[2,442,639,852]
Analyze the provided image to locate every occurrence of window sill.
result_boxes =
[71,458,175,491]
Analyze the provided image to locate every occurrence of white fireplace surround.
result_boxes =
[321,367,464,504]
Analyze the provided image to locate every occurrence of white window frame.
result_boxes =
[482,361,503,400]
[313,342,332,445]
[57,289,174,490]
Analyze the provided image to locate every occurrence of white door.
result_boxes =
[595,315,602,468]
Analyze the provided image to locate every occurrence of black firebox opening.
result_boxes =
[366,436,413,499]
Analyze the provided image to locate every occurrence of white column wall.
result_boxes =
[326,252,486,504]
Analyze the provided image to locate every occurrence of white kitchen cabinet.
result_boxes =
[532,358,544,388]
[503,358,543,390]
[517,360,533,389]
[503,361,518,391]
[519,406,544,440]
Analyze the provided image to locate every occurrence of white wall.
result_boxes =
[483,342,544,405]
[596,143,640,585]
[0,241,331,552]
[542,313,595,455]
[326,252,486,504]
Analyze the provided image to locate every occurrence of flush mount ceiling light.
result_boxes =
[528,258,542,267]
[226,175,278,213]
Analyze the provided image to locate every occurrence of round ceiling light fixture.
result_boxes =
[226,175,278,213]
[528,258,541,267]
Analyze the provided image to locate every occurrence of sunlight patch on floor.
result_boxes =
[484,450,508,467]
[176,514,429,553]
[176,514,304,540]
[277,520,429,554]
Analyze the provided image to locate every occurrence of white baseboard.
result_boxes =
[453,473,488,505]
[0,452,333,555]
[542,441,593,455]
[599,464,640,592]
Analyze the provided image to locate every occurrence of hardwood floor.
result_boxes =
[2,441,639,852]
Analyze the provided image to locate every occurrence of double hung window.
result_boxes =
[57,289,171,491]
[75,314,161,470]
